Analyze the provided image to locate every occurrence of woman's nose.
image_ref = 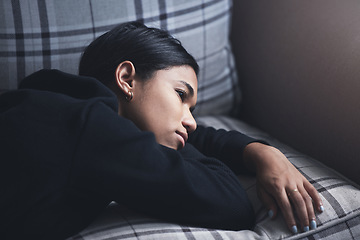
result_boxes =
[182,109,197,133]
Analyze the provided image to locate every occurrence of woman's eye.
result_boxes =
[176,89,186,101]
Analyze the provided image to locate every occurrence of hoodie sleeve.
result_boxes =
[70,101,255,231]
[188,125,268,175]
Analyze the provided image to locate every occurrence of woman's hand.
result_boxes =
[243,142,324,234]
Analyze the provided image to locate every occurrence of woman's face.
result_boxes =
[123,65,198,150]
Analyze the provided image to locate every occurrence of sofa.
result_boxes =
[1,0,359,239]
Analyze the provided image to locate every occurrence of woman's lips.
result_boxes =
[176,131,188,149]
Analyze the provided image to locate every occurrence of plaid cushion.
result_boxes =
[67,116,360,240]
[0,0,240,116]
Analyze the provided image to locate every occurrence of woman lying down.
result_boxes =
[0,21,323,239]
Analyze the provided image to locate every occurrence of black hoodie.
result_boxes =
[0,70,258,239]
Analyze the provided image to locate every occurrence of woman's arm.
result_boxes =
[188,125,265,175]
[70,103,255,231]
[189,125,324,234]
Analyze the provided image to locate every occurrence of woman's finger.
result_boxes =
[302,189,317,231]
[303,179,324,213]
[257,185,278,219]
[274,188,298,234]
[292,187,315,232]
[303,179,323,230]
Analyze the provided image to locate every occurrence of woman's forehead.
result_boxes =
[159,66,198,89]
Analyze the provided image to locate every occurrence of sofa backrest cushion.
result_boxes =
[0,0,240,116]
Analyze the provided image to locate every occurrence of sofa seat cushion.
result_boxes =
[67,116,360,240]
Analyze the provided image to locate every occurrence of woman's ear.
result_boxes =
[115,61,136,99]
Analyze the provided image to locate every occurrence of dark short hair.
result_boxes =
[79,21,199,87]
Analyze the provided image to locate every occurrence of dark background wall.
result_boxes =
[231,0,360,184]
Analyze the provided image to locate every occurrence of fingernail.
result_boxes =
[303,226,309,232]
[320,205,324,212]
[268,210,274,219]
[310,220,317,230]
[291,225,298,234]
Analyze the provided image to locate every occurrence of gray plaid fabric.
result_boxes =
[67,117,360,240]
[2,0,360,239]
[0,0,240,116]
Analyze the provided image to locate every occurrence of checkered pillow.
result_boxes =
[0,0,240,116]
[67,116,360,240]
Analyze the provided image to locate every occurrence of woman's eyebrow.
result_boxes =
[179,81,194,97]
